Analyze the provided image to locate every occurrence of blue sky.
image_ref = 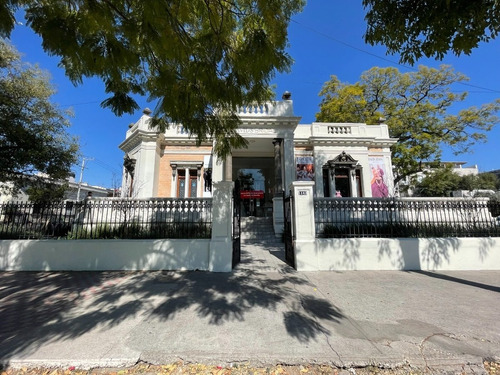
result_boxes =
[8,2,500,188]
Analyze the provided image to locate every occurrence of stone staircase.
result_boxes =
[240,217,281,244]
[237,216,288,272]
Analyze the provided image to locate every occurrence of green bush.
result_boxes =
[67,221,212,240]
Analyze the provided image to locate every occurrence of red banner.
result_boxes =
[240,190,264,199]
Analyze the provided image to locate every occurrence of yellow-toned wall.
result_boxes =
[158,146,212,197]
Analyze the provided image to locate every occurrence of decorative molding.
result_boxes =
[170,161,204,169]
[236,128,276,134]
[324,151,360,170]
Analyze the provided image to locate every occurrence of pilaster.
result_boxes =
[290,181,317,271]
[209,181,234,272]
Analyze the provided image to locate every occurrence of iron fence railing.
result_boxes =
[0,197,212,240]
[314,197,500,238]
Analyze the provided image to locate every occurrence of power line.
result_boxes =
[291,19,500,94]
[59,100,102,107]
[93,158,121,174]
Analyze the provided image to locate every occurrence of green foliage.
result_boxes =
[25,181,69,202]
[67,221,211,240]
[363,0,500,64]
[413,167,462,197]
[0,39,79,191]
[316,66,500,184]
[414,169,499,197]
[477,173,500,190]
[1,0,304,159]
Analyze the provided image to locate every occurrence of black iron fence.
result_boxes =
[0,198,212,240]
[315,197,500,238]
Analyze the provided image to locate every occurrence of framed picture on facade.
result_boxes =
[368,156,390,197]
[296,156,314,181]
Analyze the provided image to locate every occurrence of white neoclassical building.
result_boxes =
[119,95,397,228]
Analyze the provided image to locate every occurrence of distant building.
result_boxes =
[441,162,479,177]
[399,161,479,197]
[0,176,114,203]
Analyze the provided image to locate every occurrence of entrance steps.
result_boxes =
[237,217,290,272]
[240,217,281,243]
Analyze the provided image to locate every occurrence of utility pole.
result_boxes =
[76,157,94,200]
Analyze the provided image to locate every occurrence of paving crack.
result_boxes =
[323,330,345,367]
[418,332,454,371]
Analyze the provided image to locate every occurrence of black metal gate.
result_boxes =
[283,192,295,268]
[232,183,241,268]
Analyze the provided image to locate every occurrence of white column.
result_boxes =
[197,170,202,198]
[211,155,222,185]
[224,154,232,182]
[273,139,283,194]
[290,181,317,271]
[184,168,190,197]
[350,169,358,198]
[329,169,336,198]
[283,137,295,194]
[133,140,161,198]
[171,166,177,197]
[209,181,234,272]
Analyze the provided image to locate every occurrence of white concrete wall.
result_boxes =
[0,239,210,271]
[296,237,500,271]
[209,181,234,272]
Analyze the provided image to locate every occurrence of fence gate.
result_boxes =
[232,184,241,268]
[283,193,295,269]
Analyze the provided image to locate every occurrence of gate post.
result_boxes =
[290,181,317,270]
[209,181,234,272]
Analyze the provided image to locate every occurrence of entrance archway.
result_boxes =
[233,157,275,217]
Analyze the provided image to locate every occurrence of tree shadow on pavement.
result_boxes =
[0,268,345,361]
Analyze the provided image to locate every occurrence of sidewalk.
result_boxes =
[1,243,499,373]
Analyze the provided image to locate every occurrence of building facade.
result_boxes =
[119,97,397,228]
[0,177,113,203]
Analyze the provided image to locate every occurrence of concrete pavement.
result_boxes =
[1,241,499,373]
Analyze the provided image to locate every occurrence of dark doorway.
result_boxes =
[233,157,275,217]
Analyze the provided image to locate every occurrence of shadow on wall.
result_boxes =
[314,237,499,271]
[478,237,495,263]
[0,238,210,272]
[315,238,361,270]
[377,238,408,269]
[420,238,460,270]
[377,238,463,271]
[0,268,345,362]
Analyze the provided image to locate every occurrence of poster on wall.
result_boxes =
[368,156,390,197]
[296,156,314,181]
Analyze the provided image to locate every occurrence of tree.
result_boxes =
[477,173,500,190]
[363,0,500,64]
[413,167,461,197]
[459,173,500,191]
[0,0,304,158]
[0,39,79,193]
[316,65,500,185]
[25,181,69,202]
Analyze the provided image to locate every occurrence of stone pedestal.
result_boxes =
[290,181,317,271]
[209,181,234,272]
[273,196,284,236]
